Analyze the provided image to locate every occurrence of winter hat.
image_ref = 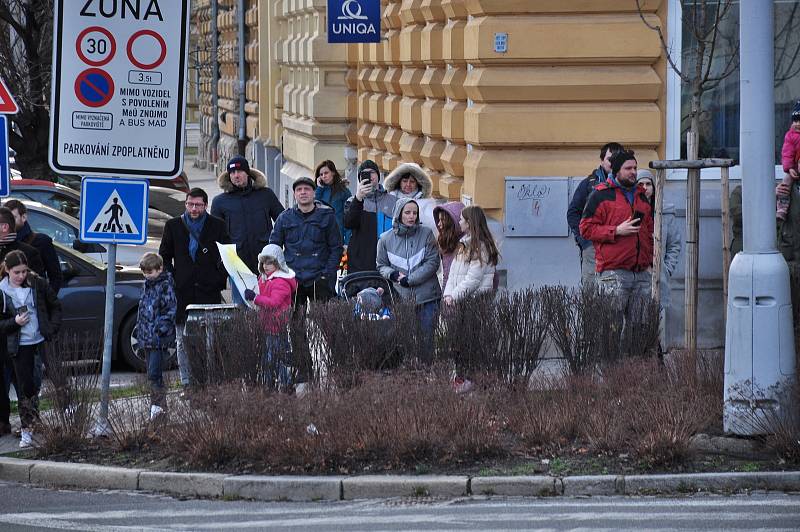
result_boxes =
[292,176,316,191]
[792,100,800,120]
[433,201,466,233]
[227,155,250,174]
[636,169,654,184]
[357,287,384,312]
[257,244,295,277]
[358,159,380,176]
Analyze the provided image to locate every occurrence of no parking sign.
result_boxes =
[48,0,190,178]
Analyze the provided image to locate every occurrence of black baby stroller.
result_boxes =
[335,270,401,370]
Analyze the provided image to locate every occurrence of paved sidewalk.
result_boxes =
[183,156,223,202]
[1,457,799,502]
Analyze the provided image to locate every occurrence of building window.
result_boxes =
[671,0,800,169]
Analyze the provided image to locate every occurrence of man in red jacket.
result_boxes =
[579,150,654,313]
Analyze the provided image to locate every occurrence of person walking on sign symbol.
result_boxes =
[103,198,124,233]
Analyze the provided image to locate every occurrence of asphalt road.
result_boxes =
[0,481,798,531]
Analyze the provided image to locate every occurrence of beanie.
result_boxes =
[357,287,383,312]
[636,169,654,183]
[227,155,250,174]
[792,100,800,120]
[358,160,380,175]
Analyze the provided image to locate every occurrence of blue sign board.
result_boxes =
[327,0,381,43]
[80,177,149,245]
[0,116,8,197]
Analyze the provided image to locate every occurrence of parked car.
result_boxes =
[54,241,165,371]
[56,171,190,193]
[8,178,173,237]
[19,199,161,267]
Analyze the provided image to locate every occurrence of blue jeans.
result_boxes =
[417,300,440,365]
[146,349,167,407]
[263,334,292,389]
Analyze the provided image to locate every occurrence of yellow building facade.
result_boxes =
[194,0,668,219]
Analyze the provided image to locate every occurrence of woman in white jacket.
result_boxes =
[443,205,500,304]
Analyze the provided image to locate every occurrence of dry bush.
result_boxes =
[164,373,504,471]
[34,333,102,454]
[493,288,550,384]
[437,292,501,378]
[543,284,625,374]
[185,308,293,389]
[106,377,153,451]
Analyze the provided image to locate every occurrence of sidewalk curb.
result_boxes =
[2,458,799,501]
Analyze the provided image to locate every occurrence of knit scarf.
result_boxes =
[183,212,207,262]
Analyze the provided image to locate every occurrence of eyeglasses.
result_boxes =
[185,202,206,209]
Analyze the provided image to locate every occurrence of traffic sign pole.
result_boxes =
[93,242,116,437]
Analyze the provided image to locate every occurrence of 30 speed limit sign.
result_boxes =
[49,0,190,178]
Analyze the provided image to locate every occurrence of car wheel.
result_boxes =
[119,312,177,372]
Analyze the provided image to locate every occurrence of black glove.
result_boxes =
[389,271,400,283]
[244,289,256,301]
[399,276,409,288]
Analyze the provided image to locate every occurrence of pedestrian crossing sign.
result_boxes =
[80,177,149,245]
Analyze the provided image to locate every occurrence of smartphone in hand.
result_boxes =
[632,211,645,225]
[16,305,28,315]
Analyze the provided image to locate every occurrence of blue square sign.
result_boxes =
[327,0,381,43]
[80,177,149,245]
[0,115,9,197]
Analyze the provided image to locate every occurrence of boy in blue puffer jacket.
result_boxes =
[136,253,177,420]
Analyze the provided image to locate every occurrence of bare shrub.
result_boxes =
[543,284,625,374]
[34,333,101,454]
[730,381,800,465]
[185,308,293,389]
[493,288,550,384]
[622,294,661,359]
[106,376,152,451]
[436,292,501,378]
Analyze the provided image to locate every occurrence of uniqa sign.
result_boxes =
[327,0,381,43]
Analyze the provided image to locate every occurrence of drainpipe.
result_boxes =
[237,0,247,156]
[724,0,795,435]
[210,0,219,164]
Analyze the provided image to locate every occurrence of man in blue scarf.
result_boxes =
[159,188,230,392]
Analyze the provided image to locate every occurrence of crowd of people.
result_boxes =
[4,102,800,445]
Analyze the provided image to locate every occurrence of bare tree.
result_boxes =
[637,0,738,159]
[0,0,53,179]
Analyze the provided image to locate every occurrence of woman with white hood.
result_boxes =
[383,163,439,230]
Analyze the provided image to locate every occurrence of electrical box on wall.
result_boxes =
[504,177,571,237]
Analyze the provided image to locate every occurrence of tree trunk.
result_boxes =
[685,91,702,358]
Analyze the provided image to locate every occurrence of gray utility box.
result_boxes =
[183,303,241,385]
[504,177,571,237]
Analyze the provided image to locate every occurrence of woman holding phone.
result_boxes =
[0,250,61,448]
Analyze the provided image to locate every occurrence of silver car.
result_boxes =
[20,199,161,267]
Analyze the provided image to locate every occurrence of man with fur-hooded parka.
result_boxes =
[376,198,442,305]
[210,156,285,273]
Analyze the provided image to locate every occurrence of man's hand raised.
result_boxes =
[615,216,641,237]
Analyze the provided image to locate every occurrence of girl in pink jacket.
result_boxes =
[778,102,800,220]
[244,244,298,387]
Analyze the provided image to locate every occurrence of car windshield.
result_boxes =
[18,190,80,218]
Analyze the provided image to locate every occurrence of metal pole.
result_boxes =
[725,0,795,435]
[93,243,116,436]
[237,0,247,155]
[211,0,219,164]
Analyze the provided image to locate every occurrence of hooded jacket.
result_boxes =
[343,183,398,274]
[136,270,177,350]
[383,163,434,200]
[778,179,800,263]
[0,273,61,357]
[579,178,654,273]
[660,203,682,308]
[269,201,343,286]
[211,166,285,273]
[782,127,800,173]
[432,201,465,289]
[254,244,298,334]
[376,198,442,305]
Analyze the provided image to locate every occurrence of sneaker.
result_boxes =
[294,382,310,399]
[149,405,165,420]
[452,376,474,394]
[19,429,33,449]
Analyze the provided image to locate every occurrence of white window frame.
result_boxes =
[665,0,784,181]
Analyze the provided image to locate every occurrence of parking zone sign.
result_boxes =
[49,0,190,178]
